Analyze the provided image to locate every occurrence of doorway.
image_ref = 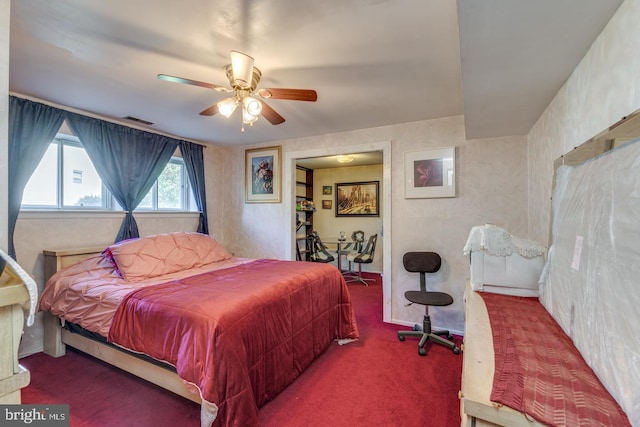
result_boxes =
[283,141,392,323]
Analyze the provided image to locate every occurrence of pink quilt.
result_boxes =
[108,258,359,427]
[480,292,630,426]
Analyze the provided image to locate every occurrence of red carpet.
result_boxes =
[21,273,463,426]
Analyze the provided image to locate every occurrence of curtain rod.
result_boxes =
[9,92,209,148]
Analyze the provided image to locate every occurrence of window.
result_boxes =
[21,134,196,212]
[63,142,104,208]
[135,158,196,211]
[21,136,105,209]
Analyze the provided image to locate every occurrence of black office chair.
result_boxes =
[307,232,335,263]
[397,252,460,356]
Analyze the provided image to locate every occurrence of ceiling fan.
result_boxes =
[157,51,318,131]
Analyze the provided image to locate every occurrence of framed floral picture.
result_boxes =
[404,146,456,198]
[245,146,281,203]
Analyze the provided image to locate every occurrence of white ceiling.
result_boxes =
[9,0,622,146]
[296,151,384,170]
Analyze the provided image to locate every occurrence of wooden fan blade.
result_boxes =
[257,88,317,102]
[260,101,285,125]
[157,74,229,92]
[199,104,219,116]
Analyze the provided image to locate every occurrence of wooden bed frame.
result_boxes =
[459,281,543,427]
[42,247,202,404]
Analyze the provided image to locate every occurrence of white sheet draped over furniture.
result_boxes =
[463,224,546,297]
[539,138,640,426]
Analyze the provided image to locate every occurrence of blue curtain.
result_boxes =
[65,112,179,242]
[179,141,209,234]
[8,97,65,259]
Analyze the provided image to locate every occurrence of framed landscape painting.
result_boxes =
[245,146,281,203]
[404,146,456,198]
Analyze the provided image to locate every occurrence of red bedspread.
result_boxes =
[480,292,630,427]
[108,259,359,427]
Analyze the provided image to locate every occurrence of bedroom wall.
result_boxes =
[526,2,640,421]
[222,116,528,334]
[528,0,640,244]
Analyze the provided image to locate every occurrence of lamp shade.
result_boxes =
[243,96,262,116]
[230,51,254,89]
[242,109,259,125]
[217,97,238,118]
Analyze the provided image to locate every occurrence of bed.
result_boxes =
[39,232,359,427]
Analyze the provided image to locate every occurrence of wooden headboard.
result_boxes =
[43,247,106,283]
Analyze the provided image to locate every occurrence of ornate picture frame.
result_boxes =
[245,146,282,203]
[404,146,456,198]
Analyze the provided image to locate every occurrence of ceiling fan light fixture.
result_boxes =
[217,97,238,118]
[159,50,317,132]
[242,108,259,125]
[243,96,262,116]
[230,50,255,89]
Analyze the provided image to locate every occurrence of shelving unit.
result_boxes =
[296,166,314,260]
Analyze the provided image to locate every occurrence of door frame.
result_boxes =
[283,141,392,323]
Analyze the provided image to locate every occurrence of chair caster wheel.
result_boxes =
[452,346,461,355]
[398,334,405,342]
[418,348,426,356]
[447,335,454,341]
